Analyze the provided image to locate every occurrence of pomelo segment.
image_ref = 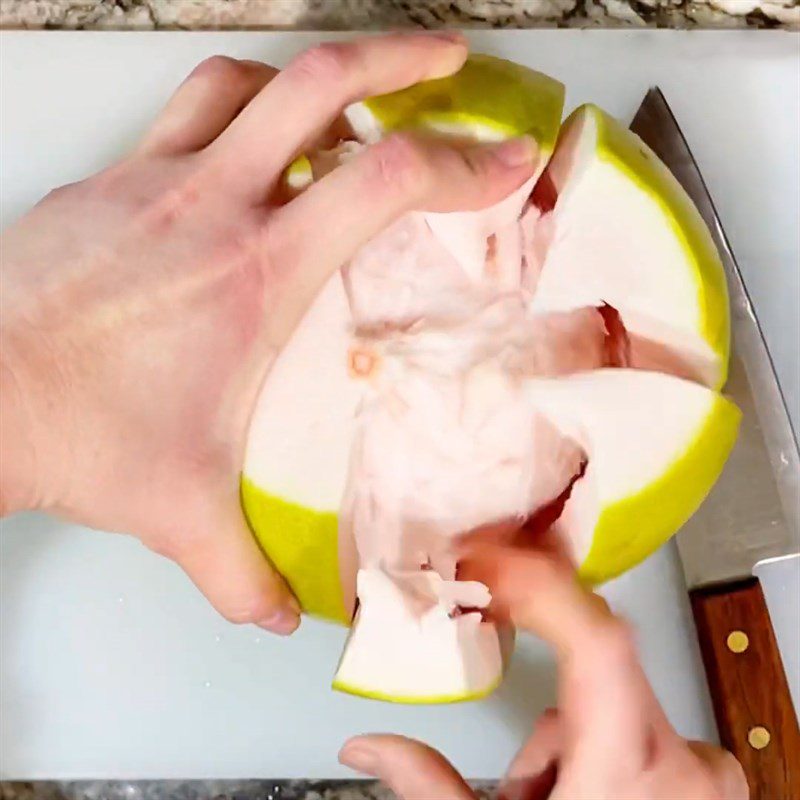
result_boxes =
[332,568,501,703]
[529,104,730,389]
[524,370,741,583]
[242,275,358,623]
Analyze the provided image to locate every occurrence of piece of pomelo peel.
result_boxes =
[243,55,738,705]
[344,53,565,150]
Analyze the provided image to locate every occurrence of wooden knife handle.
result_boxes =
[690,577,800,799]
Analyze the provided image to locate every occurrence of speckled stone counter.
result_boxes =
[0,0,798,29]
[1,781,498,800]
[1,781,496,800]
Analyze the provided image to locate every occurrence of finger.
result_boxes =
[168,498,301,635]
[263,134,537,344]
[138,56,278,156]
[686,741,749,800]
[498,622,517,666]
[458,542,655,772]
[339,735,475,800]
[500,709,562,800]
[507,708,562,779]
[210,32,468,196]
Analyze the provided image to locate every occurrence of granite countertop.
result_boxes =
[0,0,798,29]
[1,780,495,800]
[0,2,796,798]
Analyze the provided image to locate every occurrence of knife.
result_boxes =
[629,88,800,799]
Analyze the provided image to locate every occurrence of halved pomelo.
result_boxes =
[241,56,738,705]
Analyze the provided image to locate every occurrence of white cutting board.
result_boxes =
[1,30,798,780]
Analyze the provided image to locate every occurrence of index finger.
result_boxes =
[458,541,663,773]
[208,32,468,197]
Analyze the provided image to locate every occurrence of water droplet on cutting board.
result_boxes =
[117,596,125,604]
[203,680,212,689]
[214,634,222,643]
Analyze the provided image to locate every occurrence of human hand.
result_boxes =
[339,542,748,800]
[0,33,539,634]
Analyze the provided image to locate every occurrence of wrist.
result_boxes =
[0,345,41,515]
[0,311,70,516]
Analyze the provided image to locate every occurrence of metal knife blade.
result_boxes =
[630,88,800,591]
[631,91,800,800]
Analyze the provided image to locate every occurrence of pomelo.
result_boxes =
[242,55,738,704]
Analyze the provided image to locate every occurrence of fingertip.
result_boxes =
[339,737,379,775]
[488,135,540,170]
[256,607,301,636]
[425,33,469,79]
[427,30,468,46]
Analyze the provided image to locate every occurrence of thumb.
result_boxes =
[170,499,301,635]
[339,734,475,800]
[500,709,562,800]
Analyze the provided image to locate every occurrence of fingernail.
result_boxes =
[287,592,302,616]
[257,608,300,636]
[429,30,467,44]
[339,743,379,775]
[493,136,538,168]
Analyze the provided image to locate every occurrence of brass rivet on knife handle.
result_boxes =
[726,630,749,653]
[748,726,771,751]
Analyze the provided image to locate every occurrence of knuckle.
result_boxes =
[191,54,249,84]
[140,175,204,234]
[370,133,429,199]
[90,162,130,200]
[288,43,351,88]
[39,180,81,206]
[460,147,488,180]
[144,528,188,562]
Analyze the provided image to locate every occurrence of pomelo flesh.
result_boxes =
[242,56,737,704]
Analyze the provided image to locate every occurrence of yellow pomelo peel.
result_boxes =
[360,54,565,154]
[578,394,741,585]
[241,476,348,624]
[331,675,501,705]
[581,104,731,387]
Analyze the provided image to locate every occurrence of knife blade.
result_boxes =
[630,88,800,800]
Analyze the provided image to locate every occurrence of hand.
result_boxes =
[339,543,748,800]
[0,33,539,634]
